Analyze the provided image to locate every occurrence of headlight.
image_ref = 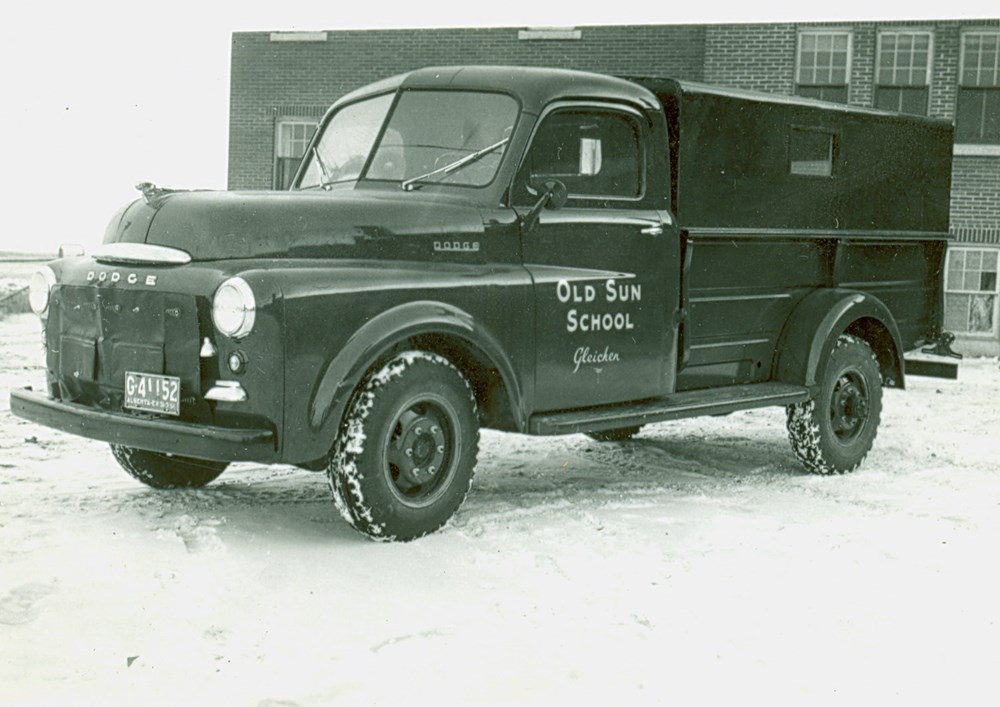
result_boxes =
[28,267,57,317]
[212,277,256,339]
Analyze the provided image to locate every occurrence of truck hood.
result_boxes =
[104,189,488,261]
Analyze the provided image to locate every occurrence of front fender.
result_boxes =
[308,299,525,440]
[773,289,905,391]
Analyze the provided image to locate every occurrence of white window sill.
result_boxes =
[270,32,328,42]
[954,144,1000,156]
[518,28,581,40]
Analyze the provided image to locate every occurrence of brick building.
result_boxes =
[229,20,1000,355]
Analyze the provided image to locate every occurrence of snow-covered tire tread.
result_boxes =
[110,445,228,489]
[785,334,882,475]
[328,351,479,542]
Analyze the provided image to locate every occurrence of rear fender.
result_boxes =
[308,300,525,444]
[773,289,905,392]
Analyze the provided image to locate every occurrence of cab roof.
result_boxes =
[333,65,661,115]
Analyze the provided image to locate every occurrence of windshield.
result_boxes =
[296,90,518,190]
[297,93,394,189]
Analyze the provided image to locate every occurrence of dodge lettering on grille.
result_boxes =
[86,271,158,287]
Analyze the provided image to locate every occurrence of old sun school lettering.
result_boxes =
[556,277,642,333]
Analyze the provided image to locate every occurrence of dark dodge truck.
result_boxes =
[12,66,960,541]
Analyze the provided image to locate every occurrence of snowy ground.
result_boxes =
[2,311,999,706]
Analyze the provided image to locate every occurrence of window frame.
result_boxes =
[795,29,853,103]
[943,246,1000,337]
[514,101,649,207]
[959,30,1000,88]
[294,91,400,190]
[273,118,318,190]
[788,125,839,178]
[874,29,933,116]
[956,29,1000,145]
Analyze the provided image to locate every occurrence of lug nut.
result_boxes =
[431,426,440,434]
[437,445,445,453]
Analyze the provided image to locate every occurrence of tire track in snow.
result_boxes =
[0,581,58,625]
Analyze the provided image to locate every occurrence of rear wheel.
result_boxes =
[110,445,228,489]
[785,334,882,474]
[329,351,479,542]
[585,426,642,442]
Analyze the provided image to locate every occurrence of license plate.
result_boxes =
[124,371,181,416]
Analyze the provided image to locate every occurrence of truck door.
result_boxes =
[515,103,680,412]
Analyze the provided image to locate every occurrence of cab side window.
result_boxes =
[519,109,643,203]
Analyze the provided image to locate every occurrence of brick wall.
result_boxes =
[703,24,797,94]
[931,21,998,240]
[929,22,961,121]
[848,24,876,107]
[229,25,706,190]
[702,20,980,113]
[951,157,1000,232]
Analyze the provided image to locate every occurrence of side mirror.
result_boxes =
[521,179,568,234]
[541,179,569,210]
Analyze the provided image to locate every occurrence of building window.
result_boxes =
[796,31,851,104]
[956,31,1000,144]
[274,120,317,189]
[944,248,999,335]
[875,31,932,115]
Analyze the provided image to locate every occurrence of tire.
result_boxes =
[110,445,228,489]
[328,351,479,542]
[785,334,883,474]
[585,426,642,442]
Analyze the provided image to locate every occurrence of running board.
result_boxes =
[529,382,811,436]
[904,357,959,380]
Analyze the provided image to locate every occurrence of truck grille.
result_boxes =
[45,285,206,418]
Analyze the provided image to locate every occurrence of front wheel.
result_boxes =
[785,334,883,474]
[328,351,479,542]
[110,445,228,489]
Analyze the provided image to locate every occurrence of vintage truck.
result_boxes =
[12,66,960,541]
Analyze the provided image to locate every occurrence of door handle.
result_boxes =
[640,225,663,236]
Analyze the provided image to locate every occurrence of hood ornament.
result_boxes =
[135,181,182,206]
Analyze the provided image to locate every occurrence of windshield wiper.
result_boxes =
[312,146,335,189]
[401,137,510,191]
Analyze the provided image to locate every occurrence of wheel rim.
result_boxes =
[829,367,870,445]
[383,395,460,507]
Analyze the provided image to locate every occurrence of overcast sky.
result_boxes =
[2,1,994,254]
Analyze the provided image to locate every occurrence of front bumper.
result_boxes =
[10,387,277,463]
